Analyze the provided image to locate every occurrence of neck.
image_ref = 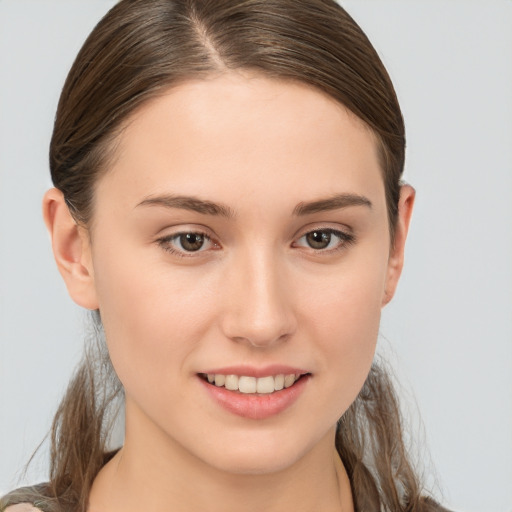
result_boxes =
[89,404,354,512]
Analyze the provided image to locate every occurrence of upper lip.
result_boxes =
[199,365,309,378]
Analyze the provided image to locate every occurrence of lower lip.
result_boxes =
[199,375,310,420]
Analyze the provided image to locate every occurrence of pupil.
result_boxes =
[180,233,204,251]
[307,231,331,249]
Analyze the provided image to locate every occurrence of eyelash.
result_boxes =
[156,227,355,258]
[293,228,355,253]
[156,231,218,258]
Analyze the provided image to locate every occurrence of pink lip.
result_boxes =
[201,364,309,378]
[198,372,311,420]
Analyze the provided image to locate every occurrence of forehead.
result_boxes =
[98,73,385,215]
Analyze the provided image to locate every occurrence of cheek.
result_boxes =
[315,278,382,370]
[300,250,388,409]
[91,248,220,393]
[304,248,386,342]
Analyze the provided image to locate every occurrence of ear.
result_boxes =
[42,188,99,310]
[382,184,415,307]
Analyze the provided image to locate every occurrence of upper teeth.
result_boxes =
[206,373,300,394]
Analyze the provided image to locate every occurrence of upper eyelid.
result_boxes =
[293,222,354,240]
[155,224,354,248]
[156,232,218,258]
[294,228,354,247]
[296,228,351,239]
[155,225,219,244]
[155,222,215,235]
[158,231,217,246]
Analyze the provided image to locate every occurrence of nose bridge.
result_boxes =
[221,244,296,347]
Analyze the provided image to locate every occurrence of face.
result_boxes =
[79,73,402,474]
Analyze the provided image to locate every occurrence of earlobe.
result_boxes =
[382,184,415,307]
[42,188,99,310]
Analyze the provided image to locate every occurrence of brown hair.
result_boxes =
[1,1,447,511]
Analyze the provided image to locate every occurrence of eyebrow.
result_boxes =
[137,194,235,218]
[293,193,372,216]
[136,192,372,218]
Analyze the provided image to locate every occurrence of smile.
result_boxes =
[200,373,304,394]
[199,370,311,419]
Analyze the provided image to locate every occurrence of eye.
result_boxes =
[156,231,219,256]
[294,228,354,252]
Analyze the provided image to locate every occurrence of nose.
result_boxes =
[220,249,297,348]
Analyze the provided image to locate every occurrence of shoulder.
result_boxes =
[4,505,43,512]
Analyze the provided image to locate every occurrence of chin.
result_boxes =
[189,424,335,477]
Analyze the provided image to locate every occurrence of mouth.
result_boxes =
[198,368,311,419]
[198,372,310,395]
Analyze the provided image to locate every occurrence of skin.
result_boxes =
[43,72,414,512]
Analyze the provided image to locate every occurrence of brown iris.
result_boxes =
[306,231,332,249]
[179,233,205,251]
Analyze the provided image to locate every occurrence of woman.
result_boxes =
[1,1,451,511]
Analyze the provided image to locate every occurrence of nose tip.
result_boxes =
[220,257,297,348]
[223,291,297,348]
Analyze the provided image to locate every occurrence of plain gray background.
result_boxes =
[1,1,511,511]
